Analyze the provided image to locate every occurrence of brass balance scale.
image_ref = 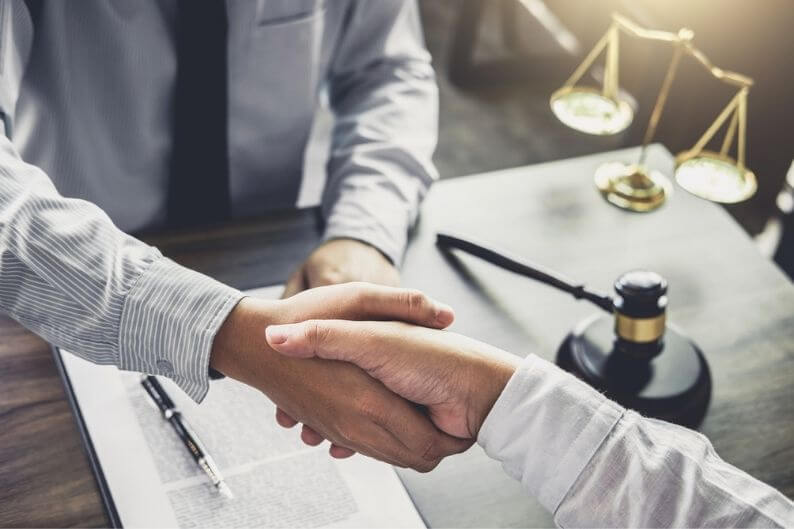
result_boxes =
[550,13,757,212]
[435,16,760,425]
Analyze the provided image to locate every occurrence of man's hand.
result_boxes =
[210,283,470,471]
[282,239,399,298]
[264,320,522,440]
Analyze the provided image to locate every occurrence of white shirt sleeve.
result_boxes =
[322,0,438,265]
[478,354,794,528]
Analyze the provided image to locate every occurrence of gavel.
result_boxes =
[436,232,711,428]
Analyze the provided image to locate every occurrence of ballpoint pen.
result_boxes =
[141,375,233,499]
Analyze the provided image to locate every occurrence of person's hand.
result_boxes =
[279,238,400,436]
[282,238,399,298]
[210,283,470,471]
[264,320,522,441]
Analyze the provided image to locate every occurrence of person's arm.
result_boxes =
[324,0,437,264]
[265,320,794,528]
[0,0,241,402]
[479,355,793,528]
[282,0,437,296]
[1,3,470,471]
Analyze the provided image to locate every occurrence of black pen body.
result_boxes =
[140,375,230,496]
[167,410,206,463]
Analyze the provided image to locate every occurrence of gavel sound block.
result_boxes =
[436,232,711,428]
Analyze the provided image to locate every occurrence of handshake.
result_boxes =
[210,282,521,472]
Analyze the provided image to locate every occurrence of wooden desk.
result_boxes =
[1,145,792,527]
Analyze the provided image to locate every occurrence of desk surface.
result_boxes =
[1,145,792,527]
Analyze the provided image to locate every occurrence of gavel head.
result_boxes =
[557,268,711,428]
[612,270,668,360]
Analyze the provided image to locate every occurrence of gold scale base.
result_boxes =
[594,161,672,212]
[551,88,671,213]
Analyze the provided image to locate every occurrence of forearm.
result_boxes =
[323,0,438,265]
[0,136,242,401]
[479,355,794,528]
[559,411,793,528]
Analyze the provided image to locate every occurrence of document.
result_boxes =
[58,285,425,528]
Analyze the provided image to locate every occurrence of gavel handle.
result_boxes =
[436,232,614,313]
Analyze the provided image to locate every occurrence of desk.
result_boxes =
[1,145,792,527]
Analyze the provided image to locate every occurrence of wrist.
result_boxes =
[210,296,281,382]
[469,354,521,437]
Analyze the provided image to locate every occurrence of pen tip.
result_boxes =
[218,482,234,499]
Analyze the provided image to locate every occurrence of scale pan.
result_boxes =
[550,86,633,135]
[675,150,757,203]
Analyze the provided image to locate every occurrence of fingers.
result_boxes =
[281,409,356,456]
[289,282,454,329]
[376,396,473,465]
[266,320,390,369]
[291,412,408,468]
[365,419,463,472]
[350,283,454,328]
[281,386,466,471]
[301,424,325,446]
[276,409,330,451]
[288,413,468,468]
[343,388,468,472]
[281,268,307,299]
[275,408,298,428]
[329,445,356,459]
[338,419,440,471]
[265,320,359,362]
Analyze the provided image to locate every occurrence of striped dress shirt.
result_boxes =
[0,0,437,401]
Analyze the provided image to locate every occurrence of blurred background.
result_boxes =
[416,0,794,276]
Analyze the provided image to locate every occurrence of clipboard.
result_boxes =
[43,285,291,526]
[52,345,122,528]
[48,283,426,529]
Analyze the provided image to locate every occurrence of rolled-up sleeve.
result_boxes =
[323,0,438,265]
[0,1,243,401]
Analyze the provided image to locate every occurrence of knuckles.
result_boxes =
[413,455,441,473]
[299,319,331,352]
[402,288,429,317]
[420,435,440,462]
[351,389,388,424]
[333,418,361,449]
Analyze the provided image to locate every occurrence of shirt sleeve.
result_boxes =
[0,1,243,402]
[478,354,794,528]
[0,0,31,138]
[323,0,438,265]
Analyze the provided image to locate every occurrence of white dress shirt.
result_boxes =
[0,0,437,401]
[479,354,794,527]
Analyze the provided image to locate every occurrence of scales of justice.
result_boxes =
[550,13,757,211]
[438,15,759,426]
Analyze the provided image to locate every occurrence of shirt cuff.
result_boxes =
[117,255,244,402]
[478,354,625,514]
[322,192,413,266]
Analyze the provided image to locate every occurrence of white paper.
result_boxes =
[59,285,425,528]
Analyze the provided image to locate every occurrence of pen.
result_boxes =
[140,375,233,499]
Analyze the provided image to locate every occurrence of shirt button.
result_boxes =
[156,360,174,375]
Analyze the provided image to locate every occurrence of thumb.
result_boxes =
[265,320,379,368]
